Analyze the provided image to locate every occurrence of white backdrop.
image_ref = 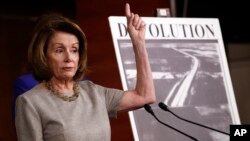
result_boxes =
[109,16,240,141]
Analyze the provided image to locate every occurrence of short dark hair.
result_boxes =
[28,14,87,81]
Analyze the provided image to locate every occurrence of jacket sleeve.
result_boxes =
[15,95,43,141]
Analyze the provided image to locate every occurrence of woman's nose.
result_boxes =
[64,51,72,62]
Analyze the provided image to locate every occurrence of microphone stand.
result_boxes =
[158,102,230,136]
[144,104,198,141]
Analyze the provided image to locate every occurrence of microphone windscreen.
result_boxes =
[159,102,168,111]
[144,104,153,114]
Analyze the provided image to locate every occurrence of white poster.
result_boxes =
[109,16,240,141]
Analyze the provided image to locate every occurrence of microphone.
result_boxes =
[158,102,230,136]
[144,104,198,141]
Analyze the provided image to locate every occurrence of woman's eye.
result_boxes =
[55,48,63,53]
[72,48,79,53]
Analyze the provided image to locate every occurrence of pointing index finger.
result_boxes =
[125,3,131,18]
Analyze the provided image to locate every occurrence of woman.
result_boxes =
[15,3,155,141]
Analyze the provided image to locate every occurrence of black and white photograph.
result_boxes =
[109,17,240,141]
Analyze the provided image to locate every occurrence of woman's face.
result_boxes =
[47,31,79,81]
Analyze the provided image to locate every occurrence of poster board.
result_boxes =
[108,16,240,141]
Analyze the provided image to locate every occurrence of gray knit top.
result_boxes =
[15,80,124,141]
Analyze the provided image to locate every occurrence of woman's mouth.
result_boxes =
[62,67,73,71]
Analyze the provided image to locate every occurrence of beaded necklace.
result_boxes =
[46,81,80,102]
